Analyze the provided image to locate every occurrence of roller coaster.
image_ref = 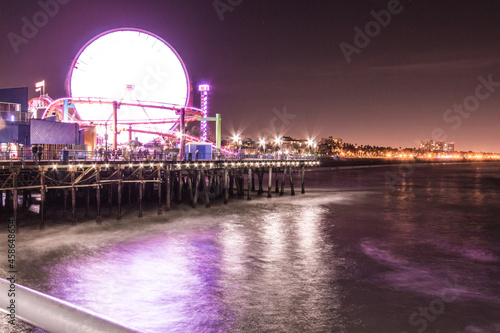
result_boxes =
[27,95,222,153]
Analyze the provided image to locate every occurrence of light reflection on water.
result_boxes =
[2,163,500,332]
[37,202,346,332]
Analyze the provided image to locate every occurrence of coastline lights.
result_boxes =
[199,84,210,142]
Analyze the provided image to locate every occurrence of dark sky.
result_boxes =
[1,0,500,152]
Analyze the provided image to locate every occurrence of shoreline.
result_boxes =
[319,157,498,168]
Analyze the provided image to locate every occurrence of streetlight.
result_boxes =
[274,136,283,159]
[232,133,242,159]
[259,138,266,155]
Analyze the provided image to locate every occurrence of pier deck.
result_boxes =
[0,159,319,229]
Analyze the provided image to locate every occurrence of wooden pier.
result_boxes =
[0,160,319,229]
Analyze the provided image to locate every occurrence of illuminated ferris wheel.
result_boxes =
[46,27,198,145]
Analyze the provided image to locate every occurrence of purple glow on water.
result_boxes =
[2,163,500,332]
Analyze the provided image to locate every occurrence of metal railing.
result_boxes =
[0,148,318,163]
[0,278,143,333]
[0,110,32,123]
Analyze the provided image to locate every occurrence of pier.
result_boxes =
[0,158,319,230]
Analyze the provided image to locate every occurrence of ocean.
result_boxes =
[1,162,499,332]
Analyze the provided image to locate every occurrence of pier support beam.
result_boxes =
[138,168,143,218]
[258,170,264,195]
[96,170,101,223]
[268,167,273,198]
[234,173,241,196]
[187,172,194,207]
[301,166,305,194]
[85,187,90,218]
[229,173,234,197]
[251,171,256,192]
[40,171,46,230]
[202,169,210,208]
[177,172,182,203]
[12,171,18,227]
[289,168,295,196]
[117,170,122,220]
[108,182,113,215]
[63,190,68,218]
[223,169,229,204]
[275,170,279,193]
[71,172,77,225]
[128,182,132,206]
[193,170,200,208]
[157,168,162,215]
[165,169,171,211]
[280,167,287,196]
[247,168,252,200]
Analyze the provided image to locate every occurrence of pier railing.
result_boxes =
[0,278,143,333]
[0,149,318,163]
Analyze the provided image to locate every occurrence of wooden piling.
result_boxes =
[301,166,305,194]
[223,168,229,204]
[108,181,113,215]
[275,170,280,193]
[128,182,132,206]
[234,172,241,196]
[229,173,234,197]
[289,167,295,196]
[63,190,68,218]
[258,170,264,195]
[187,172,194,207]
[40,171,46,230]
[201,169,210,208]
[71,172,77,225]
[177,172,183,202]
[193,170,201,207]
[96,169,101,223]
[157,167,162,215]
[165,169,171,211]
[12,170,18,230]
[268,166,273,198]
[251,171,256,192]
[247,168,252,200]
[280,167,286,196]
[85,187,90,218]
[117,169,122,220]
[138,168,143,218]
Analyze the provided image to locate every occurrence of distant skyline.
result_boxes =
[1,0,499,152]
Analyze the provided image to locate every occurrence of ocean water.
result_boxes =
[1,162,500,332]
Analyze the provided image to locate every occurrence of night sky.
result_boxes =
[1,0,500,152]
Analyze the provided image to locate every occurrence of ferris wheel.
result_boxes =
[61,27,194,143]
